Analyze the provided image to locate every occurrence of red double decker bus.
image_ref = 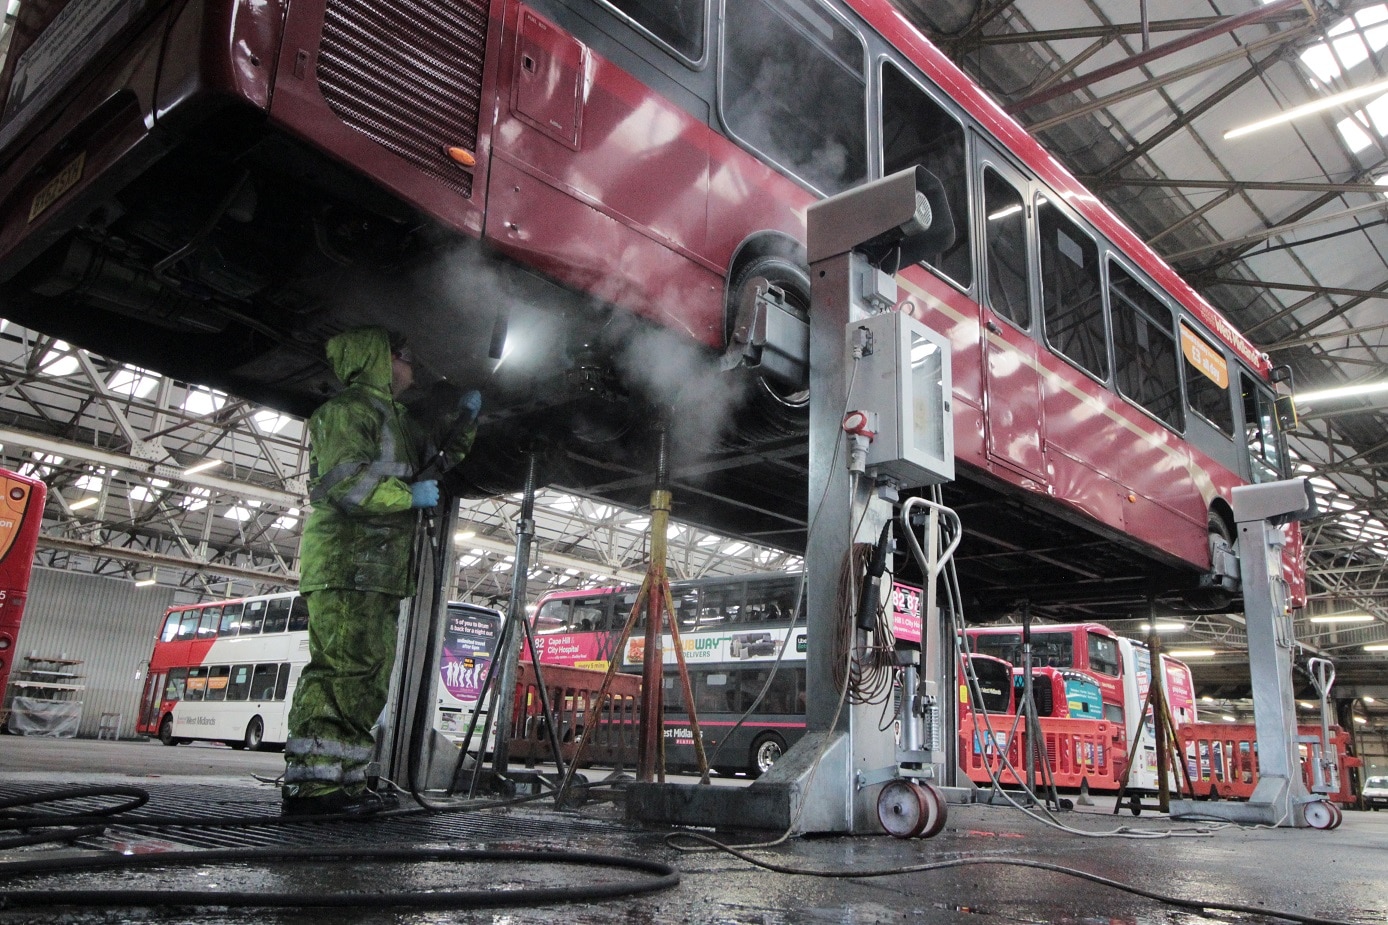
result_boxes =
[0,0,1299,615]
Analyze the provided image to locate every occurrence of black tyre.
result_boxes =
[750,731,787,776]
[243,716,265,752]
[723,255,811,443]
[158,715,178,747]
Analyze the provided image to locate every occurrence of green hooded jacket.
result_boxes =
[299,327,473,596]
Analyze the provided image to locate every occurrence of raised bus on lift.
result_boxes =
[0,0,1300,620]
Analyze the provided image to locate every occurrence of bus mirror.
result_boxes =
[808,165,956,269]
[1275,394,1298,430]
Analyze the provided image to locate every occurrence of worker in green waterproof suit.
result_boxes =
[283,326,480,816]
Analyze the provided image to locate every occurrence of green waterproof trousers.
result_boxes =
[283,589,400,799]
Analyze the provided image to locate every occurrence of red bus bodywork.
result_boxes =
[0,0,1301,612]
[0,469,45,699]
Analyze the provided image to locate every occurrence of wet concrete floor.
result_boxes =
[0,737,1384,924]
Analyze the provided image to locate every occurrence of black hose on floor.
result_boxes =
[0,846,680,910]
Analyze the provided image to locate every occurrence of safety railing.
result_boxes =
[960,713,1125,791]
[507,663,641,768]
[1178,722,1361,806]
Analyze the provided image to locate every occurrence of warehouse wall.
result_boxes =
[4,568,179,739]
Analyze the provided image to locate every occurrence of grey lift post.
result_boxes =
[1171,477,1318,826]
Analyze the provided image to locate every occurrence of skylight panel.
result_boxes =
[1337,114,1374,151]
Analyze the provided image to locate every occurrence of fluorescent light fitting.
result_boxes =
[1225,75,1388,139]
[134,577,157,587]
[69,497,98,510]
[182,459,223,475]
[1365,643,1388,652]
[1298,381,1388,405]
[1310,613,1374,624]
[1222,714,1237,722]
[1141,621,1186,633]
[1365,696,1377,703]
[1170,648,1217,658]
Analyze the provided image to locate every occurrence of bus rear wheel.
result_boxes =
[158,716,178,746]
[242,717,265,752]
[751,732,786,776]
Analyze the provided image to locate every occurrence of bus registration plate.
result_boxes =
[29,153,85,222]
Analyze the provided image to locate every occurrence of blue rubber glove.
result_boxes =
[409,479,440,509]
[459,389,482,421]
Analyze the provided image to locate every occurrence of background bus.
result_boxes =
[0,468,46,707]
[137,593,501,750]
[1116,637,1198,793]
[0,0,1299,626]
[966,623,1125,725]
[532,572,807,775]
[136,592,309,750]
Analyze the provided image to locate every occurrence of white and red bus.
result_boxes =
[135,592,310,749]
[136,592,500,749]
[0,0,1300,617]
[533,572,808,775]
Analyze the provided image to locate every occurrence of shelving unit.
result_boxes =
[4,655,84,737]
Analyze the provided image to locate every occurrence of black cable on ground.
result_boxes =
[0,785,147,821]
[666,833,1358,925]
[0,846,679,911]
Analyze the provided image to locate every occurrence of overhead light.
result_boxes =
[1222,714,1237,722]
[183,459,223,475]
[1170,648,1217,658]
[454,529,477,543]
[1201,695,1215,703]
[1365,696,1378,703]
[69,497,98,510]
[1309,613,1374,624]
[1365,643,1388,652]
[1354,716,1369,725]
[1224,75,1388,139]
[135,569,157,588]
[1297,381,1388,405]
[1140,621,1186,633]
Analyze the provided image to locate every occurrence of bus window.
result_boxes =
[165,667,188,701]
[721,0,867,195]
[1110,261,1182,430]
[178,609,201,640]
[287,596,310,632]
[197,607,221,640]
[185,667,208,701]
[982,167,1029,327]
[671,589,697,628]
[204,665,231,701]
[572,596,609,632]
[161,611,184,643]
[1180,323,1234,435]
[1087,632,1120,677]
[700,582,743,627]
[762,668,800,714]
[881,61,971,288]
[249,664,278,701]
[262,597,291,634]
[240,600,266,635]
[535,598,570,633]
[1039,199,1107,380]
[746,576,799,623]
[226,665,253,701]
[218,602,244,637]
[599,0,706,62]
[697,672,731,713]
[274,663,292,700]
[1241,372,1284,483]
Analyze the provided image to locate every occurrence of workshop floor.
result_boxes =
[0,737,1384,924]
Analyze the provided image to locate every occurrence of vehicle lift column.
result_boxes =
[627,167,959,834]
[1171,477,1322,827]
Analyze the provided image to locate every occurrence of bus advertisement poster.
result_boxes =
[625,627,808,667]
[439,609,501,704]
[890,581,923,644]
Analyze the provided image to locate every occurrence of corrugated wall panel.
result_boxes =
[4,569,177,739]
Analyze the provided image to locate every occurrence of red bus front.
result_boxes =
[0,469,45,699]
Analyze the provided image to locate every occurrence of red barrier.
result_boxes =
[508,663,641,767]
[960,712,1126,791]
[1178,722,1361,805]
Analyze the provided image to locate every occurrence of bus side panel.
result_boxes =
[269,0,495,238]
[153,0,285,122]
[486,3,725,345]
[0,8,171,280]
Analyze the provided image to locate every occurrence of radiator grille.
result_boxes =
[319,0,488,199]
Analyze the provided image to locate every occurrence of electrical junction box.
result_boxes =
[846,310,954,488]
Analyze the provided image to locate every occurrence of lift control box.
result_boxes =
[845,310,953,488]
